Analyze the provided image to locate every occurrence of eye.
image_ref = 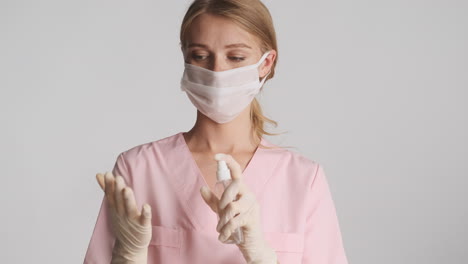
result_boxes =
[229,57,245,62]
[192,54,208,61]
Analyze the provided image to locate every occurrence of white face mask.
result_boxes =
[180,51,271,124]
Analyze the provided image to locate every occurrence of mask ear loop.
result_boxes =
[256,51,271,67]
[259,70,271,91]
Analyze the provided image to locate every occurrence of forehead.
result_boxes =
[187,13,259,49]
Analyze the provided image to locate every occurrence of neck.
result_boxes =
[183,107,260,154]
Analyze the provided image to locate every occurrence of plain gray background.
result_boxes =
[1,0,467,263]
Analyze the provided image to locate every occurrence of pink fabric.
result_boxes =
[83,132,348,264]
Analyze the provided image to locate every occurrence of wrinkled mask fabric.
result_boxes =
[180,51,271,124]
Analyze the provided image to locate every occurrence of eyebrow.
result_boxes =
[187,43,252,49]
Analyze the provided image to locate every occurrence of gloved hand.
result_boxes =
[200,153,278,264]
[96,171,152,264]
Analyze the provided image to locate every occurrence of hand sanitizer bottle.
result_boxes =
[213,160,244,244]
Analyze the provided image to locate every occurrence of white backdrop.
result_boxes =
[1,0,467,263]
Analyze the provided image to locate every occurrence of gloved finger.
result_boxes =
[218,179,241,211]
[114,175,126,216]
[122,187,139,219]
[216,200,242,232]
[200,186,219,213]
[214,153,243,181]
[218,213,243,243]
[139,203,152,227]
[96,173,105,191]
[104,171,116,207]
[219,200,257,242]
[217,191,255,232]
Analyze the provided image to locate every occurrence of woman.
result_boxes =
[84,0,348,263]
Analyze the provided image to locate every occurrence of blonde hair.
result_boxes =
[180,0,292,150]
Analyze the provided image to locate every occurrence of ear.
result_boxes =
[260,49,277,78]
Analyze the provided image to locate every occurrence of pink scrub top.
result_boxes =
[83,132,348,264]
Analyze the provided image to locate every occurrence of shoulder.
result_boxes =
[265,139,320,172]
[116,132,182,163]
[262,139,322,185]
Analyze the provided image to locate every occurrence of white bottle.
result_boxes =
[214,160,244,244]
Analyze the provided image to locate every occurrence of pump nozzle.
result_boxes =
[216,160,231,181]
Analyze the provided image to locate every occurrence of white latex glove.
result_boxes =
[200,153,278,264]
[96,171,152,264]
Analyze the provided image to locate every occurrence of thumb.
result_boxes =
[139,203,152,227]
[95,173,105,192]
[200,186,219,213]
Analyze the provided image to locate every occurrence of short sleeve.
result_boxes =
[83,153,129,264]
[302,164,349,264]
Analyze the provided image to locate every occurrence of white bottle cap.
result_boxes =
[217,160,231,181]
